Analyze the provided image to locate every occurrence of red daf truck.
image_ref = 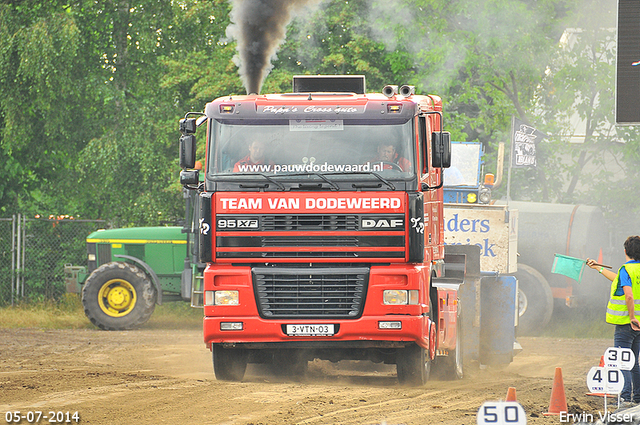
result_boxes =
[179,76,517,385]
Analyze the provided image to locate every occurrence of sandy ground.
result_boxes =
[0,326,621,424]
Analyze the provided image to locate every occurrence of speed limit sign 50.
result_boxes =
[477,401,526,425]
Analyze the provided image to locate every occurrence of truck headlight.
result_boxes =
[204,290,239,306]
[384,290,407,305]
[383,290,419,305]
[478,187,491,204]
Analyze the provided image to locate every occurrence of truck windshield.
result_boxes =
[443,142,483,187]
[208,119,415,178]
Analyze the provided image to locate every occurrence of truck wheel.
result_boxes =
[397,343,431,386]
[212,345,248,381]
[81,262,157,330]
[516,264,553,335]
[432,308,464,380]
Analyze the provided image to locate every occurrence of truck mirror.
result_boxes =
[179,134,197,169]
[431,131,451,168]
[180,169,200,186]
[179,118,197,134]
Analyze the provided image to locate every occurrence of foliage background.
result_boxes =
[0,0,638,241]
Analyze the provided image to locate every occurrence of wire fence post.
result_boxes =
[11,215,16,306]
[20,213,25,298]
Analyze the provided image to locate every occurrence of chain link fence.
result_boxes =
[0,215,106,306]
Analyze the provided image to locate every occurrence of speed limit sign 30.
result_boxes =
[603,347,635,371]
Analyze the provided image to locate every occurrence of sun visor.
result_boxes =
[292,75,366,94]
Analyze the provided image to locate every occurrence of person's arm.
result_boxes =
[623,285,640,330]
[586,258,615,282]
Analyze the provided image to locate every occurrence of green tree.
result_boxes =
[418,0,573,201]
[533,0,640,218]
[274,0,416,93]
[0,2,91,215]
[0,0,230,226]
[70,0,183,226]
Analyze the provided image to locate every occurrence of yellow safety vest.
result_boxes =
[606,263,640,325]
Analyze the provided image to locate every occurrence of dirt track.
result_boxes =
[0,326,615,424]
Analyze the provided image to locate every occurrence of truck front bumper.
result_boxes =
[204,314,430,350]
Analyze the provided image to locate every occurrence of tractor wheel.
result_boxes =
[81,262,157,331]
[212,345,248,381]
[516,263,554,335]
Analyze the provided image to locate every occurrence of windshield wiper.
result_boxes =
[214,173,285,191]
[282,173,340,191]
[325,172,396,191]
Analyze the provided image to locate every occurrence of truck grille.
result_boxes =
[216,213,405,261]
[261,215,358,231]
[253,267,368,319]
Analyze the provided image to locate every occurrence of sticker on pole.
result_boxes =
[604,347,635,370]
[587,367,624,395]
[477,401,527,424]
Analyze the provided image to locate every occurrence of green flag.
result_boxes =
[551,254,586,283]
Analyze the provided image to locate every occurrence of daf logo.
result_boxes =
[217,218,259,229]
[362,218,404,229]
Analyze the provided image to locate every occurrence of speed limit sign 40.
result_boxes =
[477,401,527,424]
[587,366,625,395]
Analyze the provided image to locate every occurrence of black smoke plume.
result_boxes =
[227,0,322,94]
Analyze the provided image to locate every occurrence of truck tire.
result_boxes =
[212,345,248,381]
[396,343,431,386]
[432,308,464,380]
[81,262,157,330]
[516,263,553,335]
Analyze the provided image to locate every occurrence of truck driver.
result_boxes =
[374,142,411,172]
[233,139,274,172]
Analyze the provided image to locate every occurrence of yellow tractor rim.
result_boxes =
[98,279,137,317]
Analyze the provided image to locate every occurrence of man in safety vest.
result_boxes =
[588,235,640,406]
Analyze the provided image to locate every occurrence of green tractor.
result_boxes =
[65,190,204,330]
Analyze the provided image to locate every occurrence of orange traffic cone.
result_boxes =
[599,355,605,367]
[505,387,517,402]
[544,367,568,416]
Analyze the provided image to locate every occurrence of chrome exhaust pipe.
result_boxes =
[382,85,398,98]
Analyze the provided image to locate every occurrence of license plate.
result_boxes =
[286,324,334,336]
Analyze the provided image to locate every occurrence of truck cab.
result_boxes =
[180,76,516,385]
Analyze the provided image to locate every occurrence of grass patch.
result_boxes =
[0,295,203,330]
[2,296,612,337]
[0,294,91,329]
[141,301,203,330]
[541,307,614,339]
